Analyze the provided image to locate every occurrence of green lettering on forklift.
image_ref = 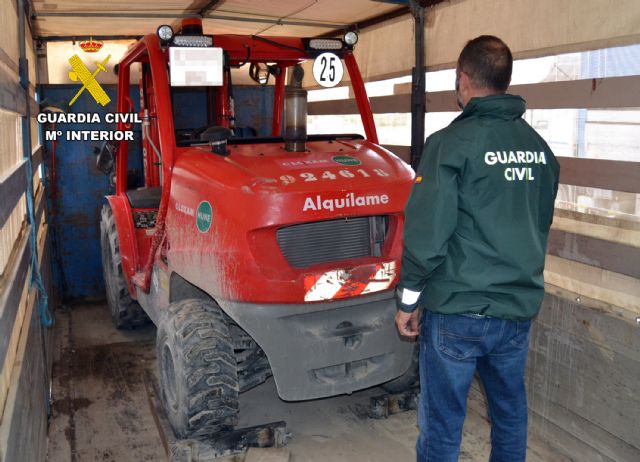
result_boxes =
[332,155,361,166]
[196,201,213,233]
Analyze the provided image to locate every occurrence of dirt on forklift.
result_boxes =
[97,18,416,439]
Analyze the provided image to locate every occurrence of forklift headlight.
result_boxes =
[343,31,358,46]
[157,25,174,43]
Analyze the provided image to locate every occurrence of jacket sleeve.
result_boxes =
[398,133,462,310]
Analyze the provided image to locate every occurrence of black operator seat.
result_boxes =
[126,187,162,209]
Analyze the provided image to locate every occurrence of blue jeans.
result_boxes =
[417,310,532,462]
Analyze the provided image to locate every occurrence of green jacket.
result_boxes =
[399,94,559,320]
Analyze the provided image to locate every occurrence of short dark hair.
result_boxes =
[457,35,513,92]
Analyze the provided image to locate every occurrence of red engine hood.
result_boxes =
[177,138,414,194]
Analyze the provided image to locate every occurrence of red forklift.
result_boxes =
[97,18,416,439]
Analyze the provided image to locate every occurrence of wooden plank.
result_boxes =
[537,291,640,358]
[547,229,640,279]
[308,97,359,116]
[0,228,31,375]
[0,160,27,230]
[0,221,51,462]
[552,215,640,249]
[29,95,38,118]
[31,145,43,173]
[558,156,640,194]
[528,394,636,462]
[554,208,640,232]
[528,323,640,446]
[468,379,638,462]
[0,264,29,420]
[0,47,18,75]
[0,62,26,115]
[515,75,640,110]
[0,281,48,462]
[310,76,640,116]
[393,75,640,111]
[382,145,640,195]
[528,346,637,415]
[544,255,640,315]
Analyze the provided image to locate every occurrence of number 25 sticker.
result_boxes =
[312,53,343,88]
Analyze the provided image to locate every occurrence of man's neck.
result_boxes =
[469,88,503,100]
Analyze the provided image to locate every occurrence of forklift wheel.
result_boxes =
[382,342,419,393]
[157,298,239,439]
[100,205,148,329]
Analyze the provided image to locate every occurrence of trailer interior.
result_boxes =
[0,0,639,461]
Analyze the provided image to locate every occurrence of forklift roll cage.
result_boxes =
[113,33,379,293]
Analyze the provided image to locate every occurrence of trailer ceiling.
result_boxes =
[30,0,405,38]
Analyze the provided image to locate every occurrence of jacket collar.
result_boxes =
[453,94,526,122]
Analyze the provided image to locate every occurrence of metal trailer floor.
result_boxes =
[46,303,569,462]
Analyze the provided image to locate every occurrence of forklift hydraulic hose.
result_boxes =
[143,110,162,162]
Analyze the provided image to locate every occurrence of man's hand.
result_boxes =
[395,309,420,337]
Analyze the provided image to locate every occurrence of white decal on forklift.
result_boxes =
[279,169,390,185]
[304,261,396,302]
[302,193,390,212]
[279,159,330,169]
[175,202,195,217]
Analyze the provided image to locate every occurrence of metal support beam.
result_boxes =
[38,35,143,42]
[315,6,410,38]
[197,0,223,17]
[409,0,426,169]
[31,11,346,30]
[315,0,445,39]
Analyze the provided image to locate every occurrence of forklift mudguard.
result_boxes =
[217,290,414,401]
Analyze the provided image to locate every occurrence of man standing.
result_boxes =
[395,36,559,462]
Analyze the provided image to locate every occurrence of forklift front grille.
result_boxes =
[276,216,389,268]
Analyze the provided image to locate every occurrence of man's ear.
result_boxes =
[458,71,471,92]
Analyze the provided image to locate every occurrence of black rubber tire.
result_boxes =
[382,342,419,393]
[157,299,239,439]
[100,204,148,329]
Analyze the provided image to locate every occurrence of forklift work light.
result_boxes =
[157,25,174,43]
[343,31,358,46]
[308,39,343,50]
[172,35,213,47]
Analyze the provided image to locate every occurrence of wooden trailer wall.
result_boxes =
[307,1,640,460]
[0,0,54,461]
